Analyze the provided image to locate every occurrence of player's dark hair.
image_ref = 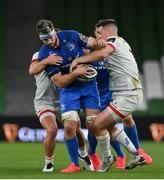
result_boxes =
[54,28,61,32]
[95,19,117,28]
[36,19,54,34]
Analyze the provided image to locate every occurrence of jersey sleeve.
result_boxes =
[31,51,39,63]
[106,37,117,50]
[45,65,60,78]
[38,46,60,78]
[71,31,88,48]
[38,45,49,60]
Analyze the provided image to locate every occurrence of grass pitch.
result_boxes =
[0,141,163,179]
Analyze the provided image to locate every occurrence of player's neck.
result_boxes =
[54,37,60,48]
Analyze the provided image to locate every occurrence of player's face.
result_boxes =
[94,26,109,41]
[40,31,58,48]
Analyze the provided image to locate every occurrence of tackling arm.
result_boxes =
[29,54,63,76]
[71,45,113,70]
[29,60,48,75]
[86,37,107,49]
[86,37,96,48]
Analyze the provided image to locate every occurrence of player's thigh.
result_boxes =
[82,97,100,110]
[81,84,100,110]
[93,108,114,130]
[108,92,141,122]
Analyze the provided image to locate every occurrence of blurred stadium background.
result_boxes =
[0,0,164,178]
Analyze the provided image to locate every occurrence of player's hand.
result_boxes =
[94,39,107,49]
[70,60,79,72]
[72,64,91,76]
[45,54,63,66]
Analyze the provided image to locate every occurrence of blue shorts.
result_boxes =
[100,91,112,111]
[59,81,100,113]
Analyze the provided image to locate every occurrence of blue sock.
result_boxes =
[88,132,98,155]
[64,136,79,166]
[124,125,140,149]
[111,140,124,157]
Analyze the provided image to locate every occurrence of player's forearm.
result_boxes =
[29,61,48,75]
[76,50,104,64]
[51,71,79,88]
[75,46,111,64]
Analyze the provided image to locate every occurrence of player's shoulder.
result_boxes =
[57,30,78,36]
[106,36,118,50]
[38,44,50,59]
[107,36,117,43]
[57,30,79,39]
[32,51,39,59]
[39,44,48,51]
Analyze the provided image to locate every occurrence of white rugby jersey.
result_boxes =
[31,52,57,110]
[105,36,142,91]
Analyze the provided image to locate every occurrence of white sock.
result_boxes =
[111,128,138,157]
[96,132,111,162]
[78,147,87,158]
[45,155,54,165]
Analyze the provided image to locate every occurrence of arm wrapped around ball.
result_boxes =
[71,64,97,82]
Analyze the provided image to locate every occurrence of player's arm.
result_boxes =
[51,65,91,88]
[77,32,106,49]
[71,37,116,70]
[87,37,107,49]
[83,49,91,55]
[86,37,96,48]
[71,45,114,71]
[29,54,63,75]
[29,59,48,75]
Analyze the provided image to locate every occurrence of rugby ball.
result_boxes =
[76,64,97,82]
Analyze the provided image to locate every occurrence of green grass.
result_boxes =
[0,141,164,179]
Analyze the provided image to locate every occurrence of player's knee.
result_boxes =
[64,122,77,137]
[46,125,58,138]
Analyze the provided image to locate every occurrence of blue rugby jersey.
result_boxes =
[93,60,112,110]
[38,30,96,87]
[38,30,100,112]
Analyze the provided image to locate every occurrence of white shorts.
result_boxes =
[37,108,56,122]
[107,89,143,122]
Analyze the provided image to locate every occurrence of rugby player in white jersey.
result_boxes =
[29,52,94,172]
[29,51,63,172]
[70,19,149,170]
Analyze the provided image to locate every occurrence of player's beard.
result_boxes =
[48,35,59,48]
[48,43,54,48]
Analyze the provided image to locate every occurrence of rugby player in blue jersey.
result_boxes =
[35,19,114,173]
